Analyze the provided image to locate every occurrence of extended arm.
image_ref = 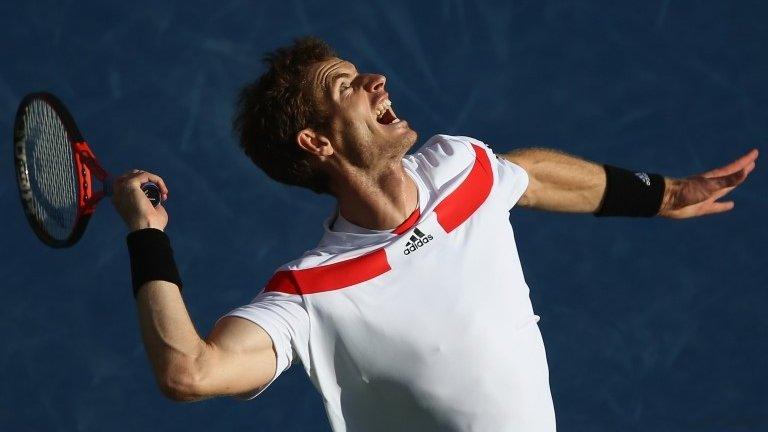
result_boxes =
[112,170,277,401]
[502,147,758,218]
[501,148,607,213]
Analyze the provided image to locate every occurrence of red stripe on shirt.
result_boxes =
[265,142,492,295]
[434,144,494,233]
[265,248,391,295]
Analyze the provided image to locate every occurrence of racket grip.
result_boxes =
[141,182,162,208]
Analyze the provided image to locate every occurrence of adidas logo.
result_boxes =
[403,228,434,255]
[634,172,651,186]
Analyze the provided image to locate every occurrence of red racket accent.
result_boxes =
[73,141,110,217]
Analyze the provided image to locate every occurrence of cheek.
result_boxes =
[341,116,374,139]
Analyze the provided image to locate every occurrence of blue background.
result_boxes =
[1,1,766,431]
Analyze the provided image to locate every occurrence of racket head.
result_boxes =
[13,92,108,248]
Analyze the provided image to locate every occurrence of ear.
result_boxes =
[297,128,334,158]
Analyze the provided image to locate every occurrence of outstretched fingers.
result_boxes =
[701,148,758,179]
[694,160,755,216]
[710,161,755,190]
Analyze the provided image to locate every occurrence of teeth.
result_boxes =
[375,99,393,119]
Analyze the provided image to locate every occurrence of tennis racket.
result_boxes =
[13,92,162,248]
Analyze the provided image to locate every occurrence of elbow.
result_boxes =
[501,150,540,208]
[159,382,200,402]
[502,148,544,175]
[156,360,208,402]
[158,373,201,402]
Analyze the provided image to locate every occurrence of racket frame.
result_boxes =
[13,92,111,248]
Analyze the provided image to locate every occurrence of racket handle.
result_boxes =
[103,177,163,207]
[141,182,162,208]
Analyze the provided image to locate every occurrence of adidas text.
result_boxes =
[404,228,434,255]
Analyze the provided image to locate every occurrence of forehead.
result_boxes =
[310,58,357,90]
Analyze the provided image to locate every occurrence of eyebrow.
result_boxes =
[327,71,352,90]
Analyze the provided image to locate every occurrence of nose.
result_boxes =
[363,74,386,93]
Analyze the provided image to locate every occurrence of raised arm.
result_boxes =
[501,148,606,213]
[112,170,277,402]
[502,147,758,218]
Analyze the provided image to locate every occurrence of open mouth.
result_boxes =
[375,99,401,125]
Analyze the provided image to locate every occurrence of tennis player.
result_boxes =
[112,37,757,431]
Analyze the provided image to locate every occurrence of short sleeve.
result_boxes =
[217,290,310,400]
[453,135,530,209]
[494,154,530,208]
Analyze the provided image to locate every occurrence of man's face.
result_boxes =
[309,57,417,168]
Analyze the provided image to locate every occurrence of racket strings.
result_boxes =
[23,100,78,241]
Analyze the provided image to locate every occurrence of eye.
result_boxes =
[340,82,351,93]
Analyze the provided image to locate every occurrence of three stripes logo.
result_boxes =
[634,172,651,186]
[403,228,434,255]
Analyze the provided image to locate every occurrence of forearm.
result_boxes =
[504,148,608,213]
[135,280,207,400]
[112,172,211,400]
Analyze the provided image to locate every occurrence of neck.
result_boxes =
[331,160,418,231]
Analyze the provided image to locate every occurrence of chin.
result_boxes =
[394,127,418,156]
[403,128,418,149]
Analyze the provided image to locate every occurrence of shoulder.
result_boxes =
[410,134,488,167]
[406,134,494,191]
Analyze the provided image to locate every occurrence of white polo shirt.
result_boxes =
[221,134,556,431]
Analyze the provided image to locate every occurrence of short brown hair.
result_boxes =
[233,36,337,194]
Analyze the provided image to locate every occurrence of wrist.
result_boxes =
[594,165,665,217]
[126,229,182,298]
[129,219,165,232]
[658,177,680,216]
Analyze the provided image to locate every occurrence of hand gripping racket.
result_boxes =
[13,92,162,248]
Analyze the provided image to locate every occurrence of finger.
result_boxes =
[706,162,755,200]
[745,160,757,176]
[147,175,169,197]
[701,148,759,179]
[705,185,736,203]
[113,172,137,189]
[709,164,751,189]
[116,171,137,182]
[127,171,169,196]
[684,201,735,218]
[122,169,147,184]
[705,201,735,215]
[141,175,169,197]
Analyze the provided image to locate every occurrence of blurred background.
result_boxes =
[1,1,766,431]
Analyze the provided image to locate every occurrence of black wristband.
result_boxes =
[126,228,183,299]
[594,165,665,217]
